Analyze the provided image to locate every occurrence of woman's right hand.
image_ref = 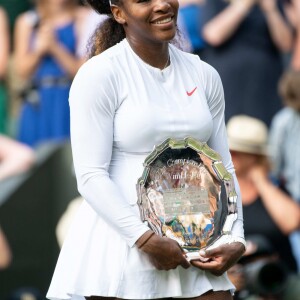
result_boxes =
[34,23,56,56]
[137,232,191,270]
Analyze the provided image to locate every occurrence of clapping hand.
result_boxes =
[247,160,269,187]
[34,23,57,56]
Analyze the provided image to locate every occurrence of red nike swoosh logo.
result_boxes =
[186,87,197,96]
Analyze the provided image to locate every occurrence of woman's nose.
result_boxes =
[153,0,172,12]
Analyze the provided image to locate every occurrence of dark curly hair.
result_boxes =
[85,0,125,56]
[84,0,183,57]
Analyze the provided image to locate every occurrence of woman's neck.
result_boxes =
[126,37,170,70]
[37,3,75,21]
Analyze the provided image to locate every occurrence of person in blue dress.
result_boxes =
[14,0,85,147]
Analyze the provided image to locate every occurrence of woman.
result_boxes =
[0,7,9,134]
[14,0,85,147]
[227,115,300,273]
[47,0,246,299]
[200,0,293,126]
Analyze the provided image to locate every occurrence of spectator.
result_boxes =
[227,115,300,273]
[0,134,35,181]
[0,7,9,134]
[269,69,300,271]
[201,0,293,126]
[13,0,85,147]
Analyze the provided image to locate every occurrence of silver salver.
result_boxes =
[136,137,238,260]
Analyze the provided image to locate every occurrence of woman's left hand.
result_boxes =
[247,163,269,188]
[190,242,245,276]
[258,0,277,13]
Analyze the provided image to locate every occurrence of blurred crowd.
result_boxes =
[0,0,300,299]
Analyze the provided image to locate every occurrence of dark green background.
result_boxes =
[0,0,32,34]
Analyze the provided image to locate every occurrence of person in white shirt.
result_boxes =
[47,0,246,299]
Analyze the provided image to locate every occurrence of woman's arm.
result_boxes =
[291,26,300,70]
[0,135,35,181]
[69,59,151,247]
[202,0,257,46]
[191,61,245,274]
[0,7,9,79]
[13,13,46,79]
[249,164,300,234]
[47,37,85,78]
[48,7,86,77]
[259,0,293,52]
[284,0,300,69]
[203,61,245,241]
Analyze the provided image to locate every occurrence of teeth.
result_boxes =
[154,17,171,24]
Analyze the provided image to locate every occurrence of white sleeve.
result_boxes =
[203,62,245,240]
[69,58,149,247]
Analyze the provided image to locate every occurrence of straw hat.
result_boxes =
[227,115,268,155]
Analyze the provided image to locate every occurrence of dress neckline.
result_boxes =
[123,38,173,78]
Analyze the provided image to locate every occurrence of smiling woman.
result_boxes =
[46,0,246,299]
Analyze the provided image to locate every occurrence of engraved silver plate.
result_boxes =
[137,137,238,259]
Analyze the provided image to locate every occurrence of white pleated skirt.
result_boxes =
[47,200,235,300]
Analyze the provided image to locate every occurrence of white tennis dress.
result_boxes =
[47,39,244,300]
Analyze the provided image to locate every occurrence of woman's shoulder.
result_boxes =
[74,42,125,84]
[74,5,90,21]
[85,40,126,66]
[15,10,39,28]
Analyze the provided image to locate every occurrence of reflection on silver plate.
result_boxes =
[136,137,238,259]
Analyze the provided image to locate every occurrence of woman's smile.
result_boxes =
[151,16,173,25]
